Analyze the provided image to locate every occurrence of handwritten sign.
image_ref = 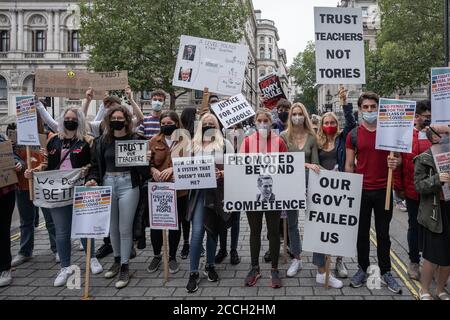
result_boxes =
[0,141,18,188]
[210,93,255,129]
[115,140,148,167]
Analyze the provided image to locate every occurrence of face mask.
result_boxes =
[322,126,337,135]
[151,100,163,112]
[202,126,215,135]
[422,119,431,128]
[291,115,305,126]
[278,111,289,123]
[256,123,270,134]
[64,120,78,131]
[362,112,377,124]
[110,120,125,131]
[161,124,177,136]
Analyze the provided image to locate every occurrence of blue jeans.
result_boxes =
[219,212,240,251]
[189,192,218,273]
[50,204,94,268]
[313,252,326,268]
[103,172,140,265]
[286,210,302,257]
[16,190,56,256]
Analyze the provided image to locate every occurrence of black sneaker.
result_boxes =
[230,250,241,265]
[180,243,189,260]
[264,250,271,262]
[115,264,130,289]
[186,272,200,293]
[130,246,137,260]
[96,243,113,259]
[204,265,219,282]
[147,256,162,273]
[104,261,121,279]
[215,249,228,264]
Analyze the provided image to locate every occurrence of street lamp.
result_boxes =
[325,90,333,113]
[248,60,256,108]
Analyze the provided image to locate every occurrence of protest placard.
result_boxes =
[303,170,363,257]
[172,35,249,96]
[210,93,255,129]
[115,140,148,167]
[258,74,287,109]
[71,186,112,239]
[431,140,450,201]
[375,98,416,153]
[314,7,365,84]
[33,169,84,208]
[16,95,40,146]
[148,182,178,230]
[0,141,18,188]
[173,155,217,190]
[35,70,128,99]
[224,153,306,212]
[431,67,450,125]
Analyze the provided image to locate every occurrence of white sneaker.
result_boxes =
[335,259,348,278]
[55,253,60,264]
[90,258,103,275]
[0,270,12,287]
[287,258,303,277]
[316,271,343,289]
[77,240,84,251]
[11,254,32,267]
[54,267,73,287]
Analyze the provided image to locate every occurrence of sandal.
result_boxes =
[437,292,450,300]
[419,290,433,300]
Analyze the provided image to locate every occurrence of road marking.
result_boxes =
[10,222,45,241]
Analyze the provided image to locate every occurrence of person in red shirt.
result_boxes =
[345,91,403,294]
[395,100,432,280]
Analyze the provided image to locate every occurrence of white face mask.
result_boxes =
[151,100,163,111]
[292,115,305,126]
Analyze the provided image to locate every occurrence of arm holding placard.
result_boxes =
[125,85,144,126]
[82,87,94,117]
[35,99,58,132]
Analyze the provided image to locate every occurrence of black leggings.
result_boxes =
[0,190,15,272]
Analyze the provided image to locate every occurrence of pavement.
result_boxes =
[1,206,447,301]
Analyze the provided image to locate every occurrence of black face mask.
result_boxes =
[278,111,289,123]
[110,120,125,131]
[202,126,215,135]
[422,119,431,128]
[161,124,177,136]
[64,120,79,131]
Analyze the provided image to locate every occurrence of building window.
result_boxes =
[194,90,203,100]
[0,31,9,52]
[268,37,272,43]
[0,77,6,99]
[259,47,265,59]
[141,91,151,100]
[260,36,264,43]
[268,47,272,59]
[69,30,80,52]
[33,30,46,52]
[259,68,265,77]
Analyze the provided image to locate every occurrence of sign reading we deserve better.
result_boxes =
[71,186,112,239]
[16,95,40,146]
[148,182,178,230]
[172,35,248,96]
[210,93,255,129]
[314,7,365,84]
[375,98,416,153]
[173,155,217,190]
[224,153,306,212]
[431,67,450,125]
[115,140,148,167]
[303,170,363,258]
[0,141,18,188]
[33,169,84,208]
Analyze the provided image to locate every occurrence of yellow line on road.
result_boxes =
[10,222,45,241]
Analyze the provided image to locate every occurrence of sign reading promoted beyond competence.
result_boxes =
[115,140,148,167]
[224,153,306,211]
[173,155,217,190]
[303,170,363,258]
[148,182,178,230]
[314,7,365,84]
[376,98,416,153]
[210,93,255,129]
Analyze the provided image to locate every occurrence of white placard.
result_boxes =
[224,153,306,212]
[115,140,149,167]
[148,182,178,230]
[71,186,112,239]
[16,95,40,146]
[431,67,450,125]
[303,170,363,258]
[314,7,365,84]
[375,98,416,153]
[431,142,450,201]
[210,93,255,129]
[172,35,249,96]
[173,155,217,190]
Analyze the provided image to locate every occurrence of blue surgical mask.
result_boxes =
[151,100,163,111]
[362,112,377,124]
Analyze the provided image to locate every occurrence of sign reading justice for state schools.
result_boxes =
[210,93,255,129]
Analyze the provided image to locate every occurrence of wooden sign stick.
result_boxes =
[385,93,400,211]
[82,238,92,300]
[324,255,331,289]
[162,230,169,283]
[26,146,33,200]
[283,217,288,264]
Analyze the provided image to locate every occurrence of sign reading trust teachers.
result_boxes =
[224,153,306,212]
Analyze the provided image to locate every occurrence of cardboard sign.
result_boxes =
[33,169,84,208]
[35,70,128,99]
[258,74,287,109]
[172,35,249,95]
[210,93,255,129]
[115,140,149,167]
[173,155,217,190]
[314,7,365,84]
[303,170,363,258]
[224,153,306,211]
[148,182,178,230]
[431,141,450,201]
[431,67,450,125]
[71,186,112,239]
[375,98,416,153]
[0,141,18,188]
[16,95,40,146]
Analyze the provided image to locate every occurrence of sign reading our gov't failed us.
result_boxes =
[224,153,306,212]
[115,140,148,167]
